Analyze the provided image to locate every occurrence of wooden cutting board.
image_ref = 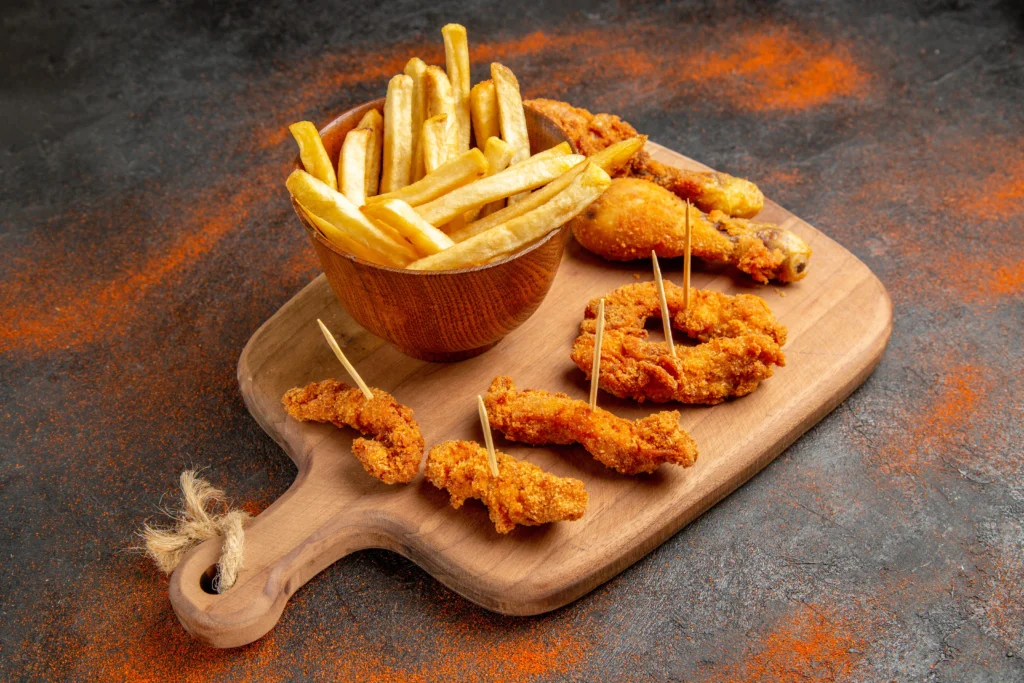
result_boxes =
[169,143,892,648]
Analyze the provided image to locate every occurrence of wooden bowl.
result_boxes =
[290,99,572,362]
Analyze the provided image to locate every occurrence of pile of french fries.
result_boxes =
[286,24,645,271]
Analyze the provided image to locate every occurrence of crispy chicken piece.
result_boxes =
[570,281,787,405]
[282,379,424,484]
[571,178,811,283]
[425,440,588,534]
[484,376,697,475]
[525,98,764,218]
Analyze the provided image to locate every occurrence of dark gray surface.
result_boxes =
[2,1,1022,680]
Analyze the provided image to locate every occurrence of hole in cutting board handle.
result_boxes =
[199,564,220,595]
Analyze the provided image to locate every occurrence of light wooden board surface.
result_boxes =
[169,142,893,648]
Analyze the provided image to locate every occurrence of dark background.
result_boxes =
[2,0,1023,680]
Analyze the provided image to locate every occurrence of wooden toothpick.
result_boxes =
[317,319,373,400]
[652,251,676,358]
[589,298,605,410]
[477,395,499,477]
[683,200,692,315]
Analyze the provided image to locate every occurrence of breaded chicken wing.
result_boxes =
[282,379,424,484]
[484,376,697,475]
[570,281,787,405]
[525,98,764,218]
[425,440,588,534]
[571,178,811,283]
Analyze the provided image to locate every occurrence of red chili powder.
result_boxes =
[710,603,862,682]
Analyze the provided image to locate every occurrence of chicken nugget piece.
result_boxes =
[571,178,811,283]
[484,376,697,475]
[525,98,764,218]
[571,281,787,404]
[282,379,423,484]
[425,440,588,534]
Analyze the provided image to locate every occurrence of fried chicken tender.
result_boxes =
[425,440,588,534]
[525,98,764,218]
[282,379,424,484]
[572,178,812,283]
[484,376,697,475]
[570,281,787,405]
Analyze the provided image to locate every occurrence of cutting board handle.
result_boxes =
[168,463,386,648]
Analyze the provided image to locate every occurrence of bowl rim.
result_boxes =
[289,98,572,277]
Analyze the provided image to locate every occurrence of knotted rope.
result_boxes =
[141,470,250,593]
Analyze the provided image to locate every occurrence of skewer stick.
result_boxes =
[317,319,374,400]
[589,298,606,410]
[683,200,692,314]
[477,395,499,477]
[651,251,676,358]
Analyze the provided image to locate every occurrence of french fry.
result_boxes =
[338,128,372,206]
[381,74,414,193]
[421,113,451,175]
[356,109,383,196]
[415,153,585,227]
[366,147,488,207]
[289,121,337,190]
[286,170,417,266]
[424,66,458,162]
[404,58,428,182]
[302,207,392,266]
[450,137,647,243]
[442,24,472,153]
[470,80,500,150]
[507,142,572,169]
[491,63,530,166]
[408,162,611,270]
[362,199,455,255]
[586,135,647,176]
[474,136,515,219]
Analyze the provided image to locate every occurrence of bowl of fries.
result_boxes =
[291,97,595,361]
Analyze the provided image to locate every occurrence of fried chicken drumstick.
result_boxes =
[282,379,424,484]
[571,281,787,405]
[572,178,812,284]
[525,98,764,218]
[484,376,697,475]
[425,440,588,534]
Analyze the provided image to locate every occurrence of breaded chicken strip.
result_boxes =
[484,376,697,475]
[425,440,588,534]
[282,379,424,484]
[571,178,811,284]
[571,282,787,405]
[525,98,764,218]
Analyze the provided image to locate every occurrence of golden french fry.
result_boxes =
[586,135,647,176]
[356,109,383,196]
[404,58,428,182]
[286,170,417,266]
[473,136,515,219]
[508,142,572,169]
[362,199,455,255]
[409,162,611,270]
[366,147,487,207]
[442,24,472,152]
[302,207,393,266]
[449,138,646,243]
[491,63,530,166]
[289,121,337,190]
[421,114,451,175]
[415,153,585,227]
[381,74,414,194]
[338,128,372,206]
[470,80,500,150]
[424,66,458,162]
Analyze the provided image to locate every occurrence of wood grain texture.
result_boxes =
[169,143,892,648]
[294,100,574,361]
